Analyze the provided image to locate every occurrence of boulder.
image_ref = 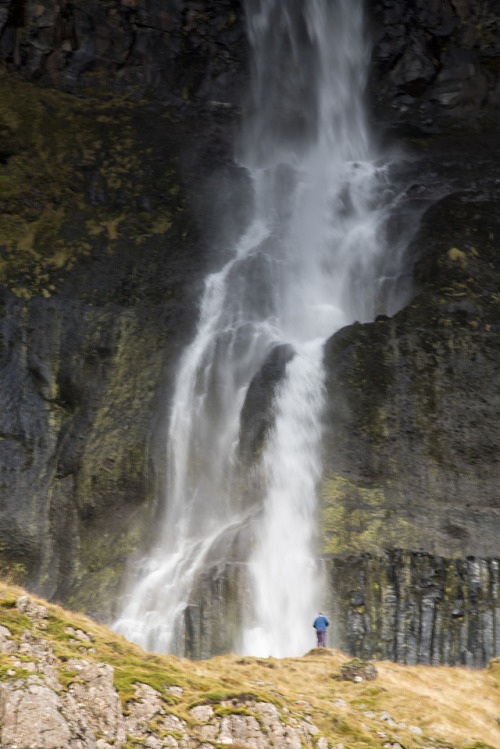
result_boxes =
[0,676,95,748]
[67,661,126,744]
[340,658,378,682]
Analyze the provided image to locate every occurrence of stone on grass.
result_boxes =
[340,658,378,682]
[0,625,18,653]
[15,595,48,621]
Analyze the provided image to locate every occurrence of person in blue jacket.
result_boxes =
[313,612,329,647]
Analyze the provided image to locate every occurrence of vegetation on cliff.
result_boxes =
[0,68,197,302]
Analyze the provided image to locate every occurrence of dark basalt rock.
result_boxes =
[0,64,243,618]
[367,0,500,133]
[320,139,500,564]
[239,342,295,462]
[0,0,247,104]
[1,0,500,132]
[181,550,499,667]
[325,552,500,668]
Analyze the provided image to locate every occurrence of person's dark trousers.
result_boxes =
[316,630,326,647]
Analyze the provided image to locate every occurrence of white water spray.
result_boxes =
[115,0,412,657]
[242,340,326,657]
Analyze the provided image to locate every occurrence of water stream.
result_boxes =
[115,0,412,657]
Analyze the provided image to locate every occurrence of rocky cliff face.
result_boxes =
[0,0,250,620]
[318,132,500,666]
[0,0,246,104]
[368,0,500,131]
[0,0,500,664]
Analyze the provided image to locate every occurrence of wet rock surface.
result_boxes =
[320,134,500,562]
[1,0,500,131]
[0,0,247,104]
[0,60,244,619]
[312,132,500,666]
[177,547,500,667]
[367,0,500,132]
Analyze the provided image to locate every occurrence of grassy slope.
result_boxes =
[0,581,498,749]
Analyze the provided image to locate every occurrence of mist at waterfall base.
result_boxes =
[114,0,414,658]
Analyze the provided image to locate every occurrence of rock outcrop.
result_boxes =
[2,0,500,130]
[0,593,332,749]
[340,657,378,682]
[190,700,323,749]
[326,552,500,668]
[315,133,500,665]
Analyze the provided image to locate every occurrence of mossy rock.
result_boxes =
[340,658,378,682]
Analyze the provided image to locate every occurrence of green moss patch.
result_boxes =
[0,70,187,302]
[319,473,419,555]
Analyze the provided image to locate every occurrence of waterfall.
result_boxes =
[241,340,326,657]
[114,0,411,657]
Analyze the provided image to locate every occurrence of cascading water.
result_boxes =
[241,340,327,656]
[115,0,412,657]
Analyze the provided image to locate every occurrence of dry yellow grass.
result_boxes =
[376,661,500,743]
[189,651,500,748]
[0,581,499,749]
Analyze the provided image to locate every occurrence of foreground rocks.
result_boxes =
[0,597,329,749]
[0,589,497,749]
[190,700,324,749]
